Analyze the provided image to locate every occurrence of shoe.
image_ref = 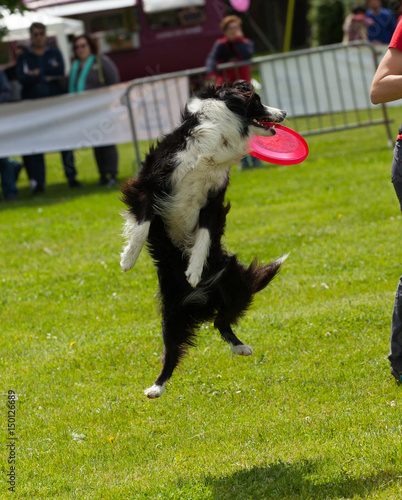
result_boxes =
[69,179,81,188]
[391,367,402,383]
[107,178,117,187]
[98,177,108,186]
[32,185,44,195]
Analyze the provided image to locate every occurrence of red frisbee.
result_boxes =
[249,123,309,165]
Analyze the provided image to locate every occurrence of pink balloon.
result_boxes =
[230,0,250,12]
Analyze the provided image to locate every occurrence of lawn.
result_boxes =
[1,106,402,499]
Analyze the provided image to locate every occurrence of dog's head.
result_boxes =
[189,80,286,138]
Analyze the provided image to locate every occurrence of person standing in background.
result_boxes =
[205,15,258,169]
[4,44,27,102]
[366,0,396,44]
[4,45,27,182]
[16,22,80,194]
[69,34,120,186]
[205,15,254,86]
[371,19,402,383]
[343,5,374,43]
[0,69,18,201]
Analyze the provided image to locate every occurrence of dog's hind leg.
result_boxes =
[214,318,254,356]
[145,316,196,399]
[212,258,259,357]
[214,255,287,356]
[212,257,255,355]
[144,343,178,398]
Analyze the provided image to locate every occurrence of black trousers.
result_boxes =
[93,145,118,180]
[23,150,77,189]
[389,124,402,370]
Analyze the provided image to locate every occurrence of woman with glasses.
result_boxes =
[69,34,120,187]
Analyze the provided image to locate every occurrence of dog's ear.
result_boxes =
[232,80,254,94]
[215,80,252,98]
[220,91,247,118]
[196,85,220,100]
[216,80,254,118]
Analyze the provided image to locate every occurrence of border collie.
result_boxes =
[120,80,287,398]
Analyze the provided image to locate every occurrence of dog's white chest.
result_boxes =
[157,163,229,249]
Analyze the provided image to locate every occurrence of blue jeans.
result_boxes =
[241,155,262,169]
[0,158,18,200]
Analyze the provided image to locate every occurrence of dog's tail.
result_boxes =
[247,253,289,293]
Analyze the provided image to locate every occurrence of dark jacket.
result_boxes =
[16,46,65,99]
[0,69,11,103]
[205,37,254,84]
[70,54,120,92]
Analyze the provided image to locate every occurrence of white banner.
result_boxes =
[0,76,189,157]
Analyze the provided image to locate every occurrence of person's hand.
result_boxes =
[205,75,217,87]
[225,23,244,42]
[28,69,40,76]
[232,26,244,39]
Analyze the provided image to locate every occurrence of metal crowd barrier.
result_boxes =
[124,41,393,170]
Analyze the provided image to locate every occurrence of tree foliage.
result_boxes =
[308,0,401,47]
[308,0,345,47]
[0,1,27,40]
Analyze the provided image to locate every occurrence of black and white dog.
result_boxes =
[120,81,287,398]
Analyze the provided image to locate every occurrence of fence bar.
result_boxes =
[306,51,323,130]
[331,49,348,127]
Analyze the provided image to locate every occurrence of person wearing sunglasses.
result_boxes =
[16,22,80,193]
[69,34,120,187]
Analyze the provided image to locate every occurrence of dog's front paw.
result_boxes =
[185,268,202,288]
[231,344,254,356]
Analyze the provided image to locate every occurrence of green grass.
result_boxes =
[1,108,402,499]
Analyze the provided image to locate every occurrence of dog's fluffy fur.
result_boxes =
[120,81,287,398]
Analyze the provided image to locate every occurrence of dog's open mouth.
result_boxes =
[250,118,276,132]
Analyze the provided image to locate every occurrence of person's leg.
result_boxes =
[23,153,45,192]
[94,145,118,185]
[250,154,261,167]
[7,158,22,182]
[389,127,402,377]
[240,156,249,169]
[93,146,108,184]
[61,150,80,187]
[390,276,402,377]
[22,155,33,183]
[0,158,18,200]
